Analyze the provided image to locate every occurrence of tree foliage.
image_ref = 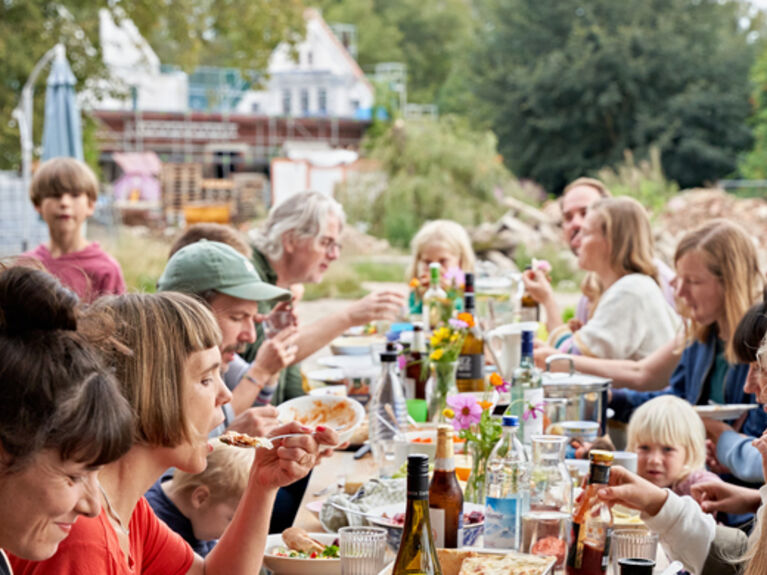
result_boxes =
[338,116,510,247]
[464,0,755,192]
[0,0,304,170]
[316,0,473,104]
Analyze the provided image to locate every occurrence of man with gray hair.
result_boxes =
[242,190,406,403]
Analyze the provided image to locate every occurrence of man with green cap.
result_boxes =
[158,239,299,437]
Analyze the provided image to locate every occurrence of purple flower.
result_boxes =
[523,401,546,422]
[448,318,469,330]
[447,394,482,430]
[443,266,466,289]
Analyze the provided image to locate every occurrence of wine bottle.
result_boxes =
[393,454,443,575]
[456,274,484,392]
[406,322,429,400]
[429,425,464,548]
[507,329,543,444]
[422,262,447,331]
[566,450,614,575]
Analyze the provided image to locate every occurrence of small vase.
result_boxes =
[464,441,487,504]
[426,360,459,422]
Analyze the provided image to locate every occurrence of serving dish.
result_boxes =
[262,532,340,575]
[694,403,758,421]
[276,396,365,444]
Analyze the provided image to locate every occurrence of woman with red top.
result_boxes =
[9,291,337,575]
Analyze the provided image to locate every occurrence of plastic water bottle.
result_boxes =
[484,415,529,550]
[369,349,408,477]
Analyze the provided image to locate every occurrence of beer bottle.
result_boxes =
[429,425,464,548]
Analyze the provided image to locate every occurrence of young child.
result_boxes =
[627,395,721,497]
[407,219,476,314]
[23,157,125,301]
[145,442,256,557]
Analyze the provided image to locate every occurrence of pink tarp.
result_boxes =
[112,152,162,202]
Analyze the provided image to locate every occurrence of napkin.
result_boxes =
[319,477,405,532]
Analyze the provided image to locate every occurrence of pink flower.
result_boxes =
[533,259,552,274]
[448,318,469,330]
[443,266,466,289]
[447,395,482,431]
[523,401,546,422]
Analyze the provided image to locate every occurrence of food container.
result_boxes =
[542,355,611,435]
[560,421,599,443]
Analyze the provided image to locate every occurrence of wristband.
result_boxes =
[242,374,262,387]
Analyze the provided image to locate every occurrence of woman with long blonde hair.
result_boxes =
[546,196,679,360]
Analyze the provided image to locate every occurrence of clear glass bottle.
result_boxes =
[508,329,544,445]
[422,262,447,331]
[392,454,443,575]
[522,435,572,572]
[567,451,614,575]
[369,350,408,477]
[484,415,528,550]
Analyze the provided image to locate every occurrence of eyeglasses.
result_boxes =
[319,236,342,255]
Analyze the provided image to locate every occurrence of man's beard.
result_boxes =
[221,341,247,362]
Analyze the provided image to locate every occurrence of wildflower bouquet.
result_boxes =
[443,373,509,503]
[425,314,473,421]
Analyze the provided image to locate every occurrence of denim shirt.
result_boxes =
[611,329,767,440]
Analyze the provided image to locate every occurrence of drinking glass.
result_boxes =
[339,526,387,575]
[611,531,659,572]
[263,310,294,339]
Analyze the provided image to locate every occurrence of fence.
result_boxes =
[0,172,47,257]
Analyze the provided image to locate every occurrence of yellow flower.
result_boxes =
[443,408,455,419]
[478,400,493,411]
[430,348,445,361]
[450,333,460,343]
[409,277,420,288]
[436,327,450,340]
[490,372,504,388]
[430,334,442,347]
[457,312,475,328]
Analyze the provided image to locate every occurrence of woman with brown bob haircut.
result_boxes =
[0,265,133,573]
[543,196,679,361]
[9,292,338,575]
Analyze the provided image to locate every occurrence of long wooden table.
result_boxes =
[293,449,378,532]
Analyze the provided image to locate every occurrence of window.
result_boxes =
[282,90,291,116]
[300,89,309,115]
[351,99,360,111]
[251,102,260,114]
[318,88,327,115]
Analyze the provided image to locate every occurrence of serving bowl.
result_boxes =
[262,532,340,575]
[366,502,485,550]
[276,395,365,445]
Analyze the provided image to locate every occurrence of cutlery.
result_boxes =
[658,560,683,575]
[353,443,372,459]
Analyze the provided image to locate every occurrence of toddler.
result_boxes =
[627,395,721,496]
[145,442,255,556]
[407,219,476,315]
[24,157,125,301]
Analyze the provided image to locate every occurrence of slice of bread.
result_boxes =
[458,552,554,575]
[437,549,479,575]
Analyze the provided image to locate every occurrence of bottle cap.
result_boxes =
[502,415,519,427]
[436,424,453,438]
[407,453,429,476]
[521,330,534,344]
[413,322,424,332]
[618,558,655,575]
[380,351,398,362]
[590,450,614,464]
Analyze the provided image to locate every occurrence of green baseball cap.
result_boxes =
[157,240,291,303]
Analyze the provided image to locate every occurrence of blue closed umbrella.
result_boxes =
[42,46,83,161]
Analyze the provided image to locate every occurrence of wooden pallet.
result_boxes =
[162,163,203,222]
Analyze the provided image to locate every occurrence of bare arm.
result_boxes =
[293,290,406,362]
[189,424,340,575]
[536,337,681,390]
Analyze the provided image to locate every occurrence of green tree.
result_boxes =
[739,38,767,179]
[467,0,755,192]
[316,0,473,104]
[0,1,304,171]
[338,116,511,247]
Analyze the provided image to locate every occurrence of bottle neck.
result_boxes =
[434,434,455,471]
[429,267,440,288]
[411,330,425,353]
[408,470,430,501]
[464,292,475,314]
[588,463,611,485]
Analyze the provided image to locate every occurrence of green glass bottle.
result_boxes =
[392,454,443,575]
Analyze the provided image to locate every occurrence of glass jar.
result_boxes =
[426,361,459,423]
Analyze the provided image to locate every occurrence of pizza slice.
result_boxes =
[218,430,273,450]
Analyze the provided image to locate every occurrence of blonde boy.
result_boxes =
[24,157,124,301]
[145,442,255,556]
[627,395,721,497]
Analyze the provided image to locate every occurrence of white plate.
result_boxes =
[318,355,376,370]
[330,335,386,356]
[694,404,758,421]
[276,395,365,444]
[306,499,325,515]
[263,532,340,575]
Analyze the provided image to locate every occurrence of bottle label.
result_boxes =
[456,353,484,380]
[484,495,520,549]
[429,507,445,547]
[567,522,610,572]
[521,387,544,445]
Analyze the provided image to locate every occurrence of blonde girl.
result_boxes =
[627,395,720,496]
[407,220,475,314]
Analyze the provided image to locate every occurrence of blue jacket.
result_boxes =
[611,329,767,482]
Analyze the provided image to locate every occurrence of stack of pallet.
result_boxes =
[161,163,203,224]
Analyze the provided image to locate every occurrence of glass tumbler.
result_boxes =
[339,526,387,575]
[611,531,659,572]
